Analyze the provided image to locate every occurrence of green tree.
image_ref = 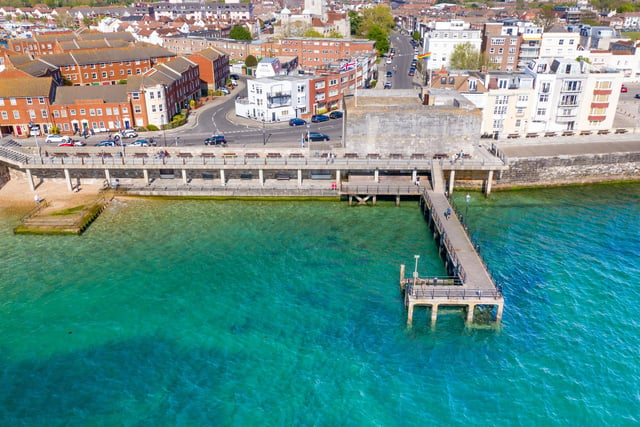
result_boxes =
[536,4,557,31]
[303,29,324,38]
[230,25,252,41]
[348,11,362,36]
[449,42,488,70]
[412,31,420,41]
[359,6,394,37]
[617,3,634,12]
[245,55,258,68]
[368,25,390,55]
[327,29,343,39]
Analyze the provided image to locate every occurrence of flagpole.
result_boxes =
[355,59,358,108]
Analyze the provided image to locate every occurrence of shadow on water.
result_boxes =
[0,337,232,425]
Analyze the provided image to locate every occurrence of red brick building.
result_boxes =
[0,76,56,137]
[188,47,229,90]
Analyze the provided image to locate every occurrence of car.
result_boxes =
[329,111,343,119]
[220,87,230,95]
[57,140,86,147]
[386,57,392,64]
[230,74,240,80]
[128,139,155,147]
[311,114,330,123]
[621,85,628,93]
[45,134,69,144]
[305,132,330,142]
[96,140,116,147]
[289,118,307,126]
[386,71,393,78]
[635,94,640,99]
[205,135,227,146]
[408,70,415,76]
[384,81,392,89]
[120,129,138,138]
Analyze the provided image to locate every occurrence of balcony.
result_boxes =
[590,102,609,109]
[588,115,606,121]
[593,89,612,95]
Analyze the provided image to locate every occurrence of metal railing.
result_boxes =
[340,184,421,195]
[407,285,502,300]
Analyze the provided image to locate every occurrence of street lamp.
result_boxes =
[262,118,266,145]
[413,254,420,279]
[465,193,471,222]
[306,122,310,153]
[160,113,167,147]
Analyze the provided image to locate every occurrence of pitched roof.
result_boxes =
[53,85,129,105]
[190,46,223,61]
[0,76,52,97]
[29,45,176,67]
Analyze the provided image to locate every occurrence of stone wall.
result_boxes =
[0,164,9,190]
[496,152,640,188]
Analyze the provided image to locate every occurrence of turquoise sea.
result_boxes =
[0,183,639,426]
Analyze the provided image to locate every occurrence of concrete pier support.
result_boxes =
[430,304,438,326]
[104,169,111,183]
[64,168,73,192]
[412,169,417,184]
[496,304,504,322]
[485,170,494,196]
[220,169,226,186]
[466,305,475,323]
[407,303,414,325]
[26,169,35,192]
[374,169,379,183]
[182,169,187,185]
[143,169,149,186]
[448,170,455,195]
[336,170,341,184]
[259,169,264,186]
[297,169,302,187]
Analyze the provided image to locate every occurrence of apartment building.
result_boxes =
[524,58,623,133]
[188,47,230,90]
[479,71,535,137]
[482,23,522,72]
[0,76,56,137]
[539,25,581,60]
[421,21,482,71]
[235,76,310,124]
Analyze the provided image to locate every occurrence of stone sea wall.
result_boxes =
[495,152,640,188]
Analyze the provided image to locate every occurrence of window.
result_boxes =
[9,98,16,106]
[113,107,119,115]
[569,39,574,45]
[70,109,76,116]
[97,109,103,116]
[151,105,156,113]
[468,79,477,91]
[315,81,325,89]
[498,79,508,89]
[492,119,504,129]
[515,119,521,127]
[150,92,154,99]
[560,95,578,106]
[84,73,89,79]
[92,73,97,79]
[134,105,142,113]
[510,39,518,45]
[26,97,32,105]
[122,107,128,113]
[517,95,528,102]
[493,105,507,115]
[536,108,546,116]
[102,72,107,78]
[90,64,95,69]
[563,80,581,91]
[489,48,495,54]
[29,110,36,119]
[89,109,95,116]
[53,110,60,118]
[132,93,139,100]
[127,70,132,75]
[0,99,3,106]
[80,109,86,115]
[1,111,7,120]
[61,109,67,118]
[498,48,503,54]
[41,110,48,118]
[329,79,338,86]
[541,82,550,93]
[496,96,508,105]
[63,123,69,131]
[593,94,609,102]
[39,97,45,104]
[491,38,505,45]
[13,111,19,119]
[596,81,612,89]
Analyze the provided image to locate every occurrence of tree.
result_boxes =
[368,25,390,55]
[536,4,557,31]
[230,25,252,41]
[348,11,362,36]
[359,6,394,37]
[412,31,420,42]
[303,29,324,38]
[449,42,488,70]
[327,29,343,39]
[245,55,258,68]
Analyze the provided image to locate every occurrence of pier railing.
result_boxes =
[407,285,502,300]
[340,184,422,195]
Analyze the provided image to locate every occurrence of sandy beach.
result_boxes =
[0,178,104,217]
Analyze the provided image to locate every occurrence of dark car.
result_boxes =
[205,135,227,146]
[386,71,393,78]
[95,140,116,147]
[311,114,330,123]
[635,94,640,99]
[305,132,330,142]
[289,118,307,126]
[230,74,240,80]
[329,111,343,119]
[384,81,392,89]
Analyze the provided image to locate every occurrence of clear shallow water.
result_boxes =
[0,184,639,426]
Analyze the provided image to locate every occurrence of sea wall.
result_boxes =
[495,152,640,188]
[0,164,9,190]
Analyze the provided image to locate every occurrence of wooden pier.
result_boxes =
[399,165,504,327]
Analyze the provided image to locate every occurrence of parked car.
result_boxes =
[621,85,628,93]
[329,111,343,119]
[635,94,640,99]
[120,129,138,138]
[305,132,330,142]
[96,140,116,147]
[230,74,240,80]
[384,81,392,89]
[205,135,227,146]
[45,134,69,144]
[220,87,230,95]
[386,57,392,64]
[289,118,307,126]
[57,140,86,147]
[386,71,393,78]
[311,114,330,123]
[128,139,155,147]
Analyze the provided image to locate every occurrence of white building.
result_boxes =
[235,76,311,123]
[539,25,581,60]
[255,58,282,79]
[421,21,482,71]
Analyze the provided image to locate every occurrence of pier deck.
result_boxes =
[400,168,504,326]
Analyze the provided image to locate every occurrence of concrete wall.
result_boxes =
[343,90,482,156]
[496,152,640,188]
[0,164,9,190]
